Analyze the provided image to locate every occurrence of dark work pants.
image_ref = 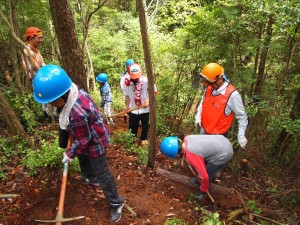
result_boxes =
[78,153,123,204]
[128,112,149,141]
[205,162,225,191]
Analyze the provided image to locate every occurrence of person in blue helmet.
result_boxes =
[96,73,114,124]
[33,65,124,223]
[160,135,233,200]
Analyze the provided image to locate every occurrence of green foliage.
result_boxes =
[3,89,40,131]
[21,134,80,176]
[201,212,225,225]
[111,130,136,149]
[21,138,65,176]
[268,118,300,135]
[110,130,148,164]
[0,135,30,180]
[164,218,188,225]
[247,200,262,215]
[87,7,143,83]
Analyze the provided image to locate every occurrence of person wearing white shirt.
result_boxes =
[195,63,248,149]
[123,63,157,146]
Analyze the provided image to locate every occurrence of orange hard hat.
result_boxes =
[200,63,224,83]
[128,63,142,79]
[25,27,42,41]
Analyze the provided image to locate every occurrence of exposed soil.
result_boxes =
[0,117,299,225]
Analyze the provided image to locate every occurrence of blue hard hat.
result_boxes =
[125,59,134,67]
[160,136,179,158]
[33,65,72,103]
[96,73,108,83]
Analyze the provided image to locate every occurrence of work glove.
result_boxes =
[238,136,248,149]
[62,153,73,164]
[195,191,206,200]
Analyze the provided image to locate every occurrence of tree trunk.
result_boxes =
[246,15,274,148]
[252,14,274,102]
[0,90,26,139]
[9,0,23,90]
[273,88,300,157]
[137,0,156,168]
[49,0,86,90]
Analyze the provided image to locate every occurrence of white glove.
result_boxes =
[238,137,248,149]
[62,153,73,163]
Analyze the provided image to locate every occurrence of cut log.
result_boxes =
[156,168,234,195]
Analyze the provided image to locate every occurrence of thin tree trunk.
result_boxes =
[277,22,299,83]
[137,0,156,168]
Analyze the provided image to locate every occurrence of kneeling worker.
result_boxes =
[160,135,233,199]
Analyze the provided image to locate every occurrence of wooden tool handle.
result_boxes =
[107,105,146,118]
[183,158,215,203]
[56,135,72,225]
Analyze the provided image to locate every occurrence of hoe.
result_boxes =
[35,136,85,224]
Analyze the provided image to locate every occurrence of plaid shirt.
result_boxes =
[66,90,110,158]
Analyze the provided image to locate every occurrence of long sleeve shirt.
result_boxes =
[100,83,113,107]
[66,90,110,158]
[184,135,233,192]
[195,82,248,139]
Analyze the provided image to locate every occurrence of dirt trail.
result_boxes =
[0,117,297,224]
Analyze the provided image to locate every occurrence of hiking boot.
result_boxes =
[191,177,200,186]
[80,177,100,187]
[195,191,206,200]
[110,203,125,223]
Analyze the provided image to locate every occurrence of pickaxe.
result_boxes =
[35,136,85,224]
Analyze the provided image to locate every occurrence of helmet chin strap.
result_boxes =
[211,76,223,89]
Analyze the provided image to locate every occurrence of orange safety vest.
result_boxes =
[201,84,236,134]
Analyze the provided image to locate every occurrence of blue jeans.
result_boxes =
[78,153,123,204]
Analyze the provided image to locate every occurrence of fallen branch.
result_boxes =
[253,213,283,225]
[227,208,247,221]
[267,189,299,198]
[232,188,250,217]
[233,220,247,225]
[0,194,18,199]
[125,203,137,218]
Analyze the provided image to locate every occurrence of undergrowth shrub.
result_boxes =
[164,218,188,225]
[0,136,21,180]
[3,89,41,131]
[22,137,80,176]
[111,130,148,164]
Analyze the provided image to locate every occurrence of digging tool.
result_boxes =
[183,158,215,203]
[35,136,85,224]
[107,105,145,119]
